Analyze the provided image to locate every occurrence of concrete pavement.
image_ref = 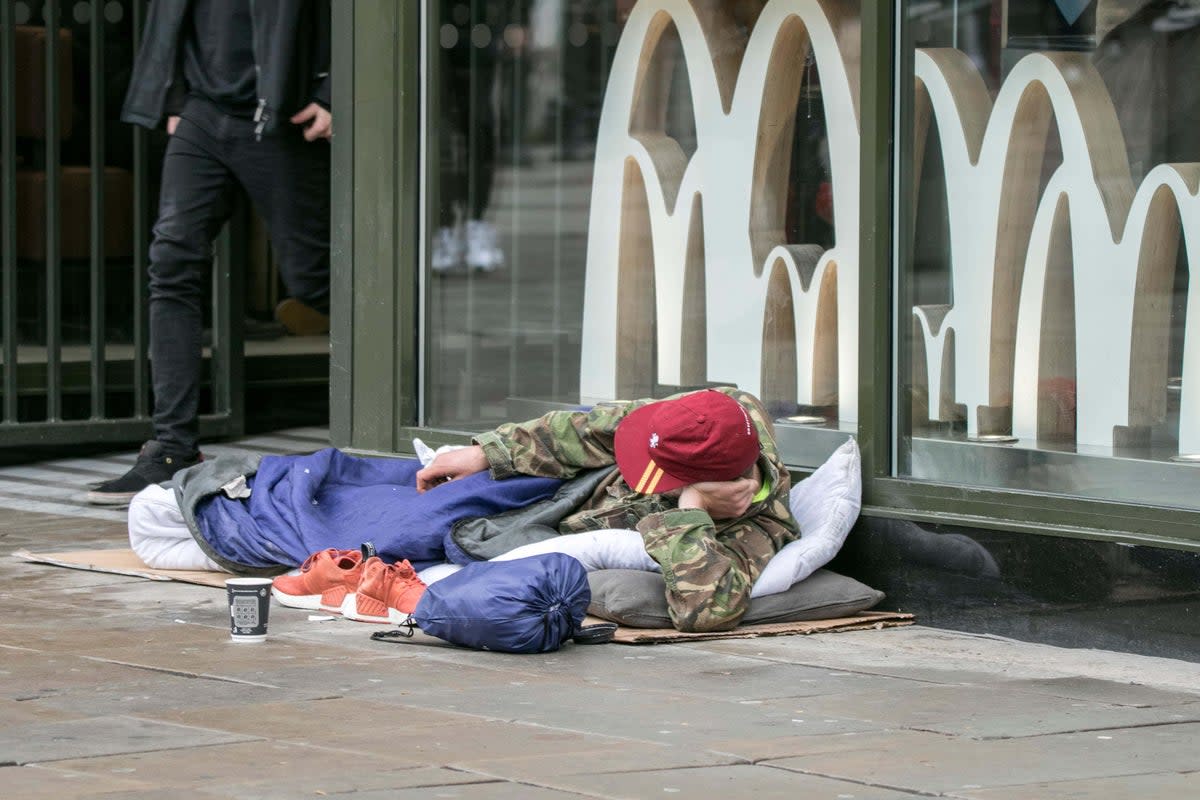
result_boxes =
[2,487,1199,798]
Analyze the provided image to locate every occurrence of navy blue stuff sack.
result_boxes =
[412,553,591,654]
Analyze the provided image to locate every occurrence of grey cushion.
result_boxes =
[587,568,884,629]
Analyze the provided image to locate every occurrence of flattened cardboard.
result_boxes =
[12,548,229,588]
[587,612,914,644]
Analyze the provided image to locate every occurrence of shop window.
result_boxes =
[425,0,863,470]
[897,0,1200,508]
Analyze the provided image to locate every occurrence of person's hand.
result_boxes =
[677,473,761,520]
[167,115,180,135]
[290,102,332,141]
[415,445,489,492]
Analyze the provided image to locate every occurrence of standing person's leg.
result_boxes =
[464,47,504,272]
[233,128,331,334]
[149,120,239,452]
[88,117,236,505]
[433,36,472,272]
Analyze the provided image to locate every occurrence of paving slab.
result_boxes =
[49,740,426,792]
[0,591,220,633]
[152,697,490,745]
[406,640,929,702]
[0,615,366,665]
[89,713,655,766]
[323,782,603,800]
[92,789,226,800]
[26,673,341,717]
[3,501,1200,798]
[0,697,80,727]
[0,715,257,766]
[0,764,151,799]
[949,770,1200,799]
[770,682,1200,739]
[0,567,141,592]
[196,766,506,800]
[702,730,904,762]
[0,508,127,540]
[994,676,1200,708]
[310,718,654,763]
[0,648,167,701]
[700,629,1200,694]
[542,763,924,800]
[449,740,744,781]
[389,675,887,746]
[244,652,527,695]
[766,724,1200,795]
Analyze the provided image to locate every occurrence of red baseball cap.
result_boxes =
[614,390,761,494]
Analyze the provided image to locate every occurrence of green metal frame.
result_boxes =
[0,0,245,448]
[330,0,421,454]
[331,1,1200,551]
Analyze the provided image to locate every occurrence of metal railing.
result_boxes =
[0,0,243,448]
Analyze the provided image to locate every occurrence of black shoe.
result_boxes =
[86,441,202,506]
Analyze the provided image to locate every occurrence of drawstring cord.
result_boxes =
[369,617,417,643]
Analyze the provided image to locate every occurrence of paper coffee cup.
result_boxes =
[226,577,273,643]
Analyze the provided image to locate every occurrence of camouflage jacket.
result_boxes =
[474,388,799,632]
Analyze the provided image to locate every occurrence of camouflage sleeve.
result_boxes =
[475,387,772,481]
[474,401,638,480]
[638,493,796,632]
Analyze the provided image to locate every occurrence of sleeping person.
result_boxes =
[129,387,799,632]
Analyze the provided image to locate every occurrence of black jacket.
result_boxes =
[121,0,330,136]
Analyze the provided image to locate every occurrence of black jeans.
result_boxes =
[148,97,330,454]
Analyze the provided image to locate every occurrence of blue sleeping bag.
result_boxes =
[193,448,562,571]
[413,553,591,653]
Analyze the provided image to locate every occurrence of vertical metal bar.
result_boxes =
[415,0,429,427]
[89,0,107,418]
[508,4,523,398]
[329,0,355,444]
[44,0,63,421]
[1,3,18,422]
[394,1,419,434]
[350,2,402,447]
[506,0,523,402]
[894,2,916,476]
[857,1,896,487]
[551,8,564,401]
[132,0,150,418]
[463,0,478,417]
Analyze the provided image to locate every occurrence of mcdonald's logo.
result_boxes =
[579,0,862,422]
[581,0,1200,455]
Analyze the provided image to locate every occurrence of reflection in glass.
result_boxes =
[898,0,1200,508]
[425,0,856,448]
[426,0,618,428]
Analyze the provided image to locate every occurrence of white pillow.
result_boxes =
[491,529,659,572]
[750,437,861,597]
[418,562,464,585]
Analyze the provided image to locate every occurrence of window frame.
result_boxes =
[332,1,1200,552]
[859,2,1200,551]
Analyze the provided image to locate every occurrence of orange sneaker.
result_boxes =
[272,548,365,613]
[342,557,427,624]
